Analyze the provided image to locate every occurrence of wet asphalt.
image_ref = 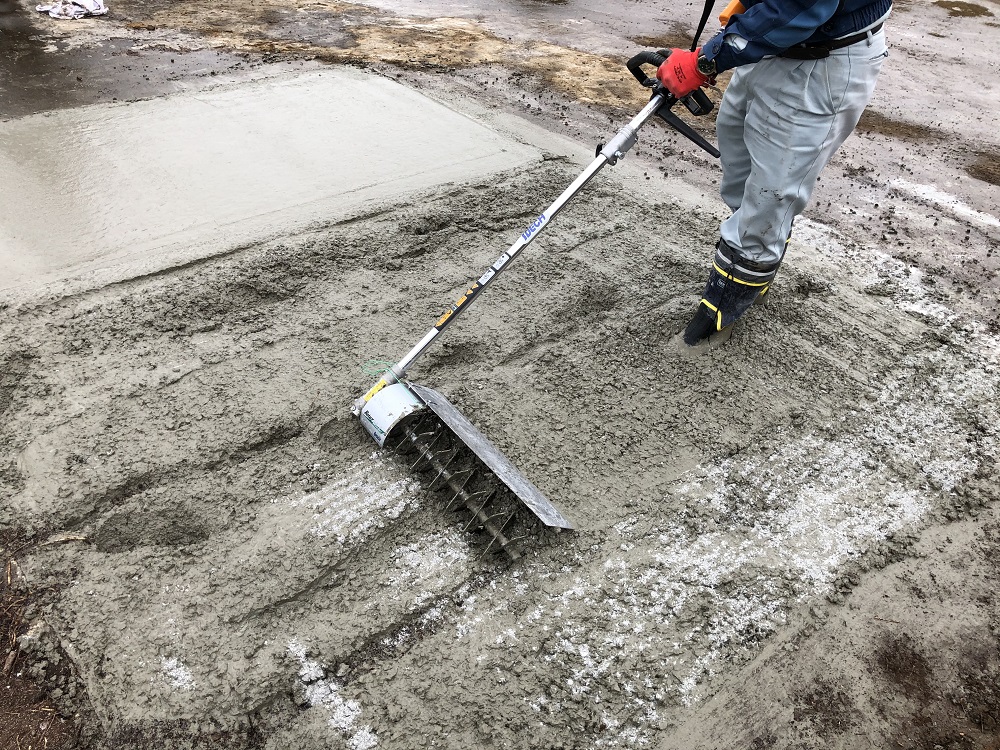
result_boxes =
[0,0,698,120]
[0,0,250,119]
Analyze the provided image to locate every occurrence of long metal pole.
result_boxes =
[353,94,667,414]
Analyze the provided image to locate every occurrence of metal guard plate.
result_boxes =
[410,384,575,530]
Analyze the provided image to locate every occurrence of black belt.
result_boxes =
[780,22,884,59]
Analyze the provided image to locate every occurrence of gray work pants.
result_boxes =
[716,29,888,266]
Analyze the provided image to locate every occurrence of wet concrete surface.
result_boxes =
[0,66,539,292]
[0,0,698,120]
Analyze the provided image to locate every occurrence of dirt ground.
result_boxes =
[2,0,999,749]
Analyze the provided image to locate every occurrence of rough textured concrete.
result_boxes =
[2,1,999,749]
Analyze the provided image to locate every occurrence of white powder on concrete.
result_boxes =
[454,350,965,736]
[288,640,378,748]
[292,454,420,543]
[891,178,1000,229]
[160,657,196,691]
[383,529,470,598]
[350,728,379,750]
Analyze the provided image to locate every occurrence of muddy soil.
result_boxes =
[1,0,999,749]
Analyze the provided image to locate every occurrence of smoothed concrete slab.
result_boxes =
[0,68,539,293]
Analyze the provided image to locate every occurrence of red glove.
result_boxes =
[657,48,711,98]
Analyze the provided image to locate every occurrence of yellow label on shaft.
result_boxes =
[435,284,479,329]
[363,378,388,403]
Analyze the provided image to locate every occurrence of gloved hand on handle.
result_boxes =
[656,48,714,98]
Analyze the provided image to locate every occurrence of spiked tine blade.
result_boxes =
[409,384,575,530]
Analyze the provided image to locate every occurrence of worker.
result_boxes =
[657,0,891,347]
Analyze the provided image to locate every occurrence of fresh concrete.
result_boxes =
[0,67,538,293]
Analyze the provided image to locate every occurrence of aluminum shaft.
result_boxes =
[352,94,666,415]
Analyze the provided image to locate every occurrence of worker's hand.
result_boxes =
[656,48,712,98]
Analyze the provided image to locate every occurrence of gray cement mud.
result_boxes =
[2,0,999,748]
[3,155,999,748]
[661,503,1000,749]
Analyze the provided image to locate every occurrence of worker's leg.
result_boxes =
[684,31,887,346]
[719,30,888,267]
[716,65,754,214]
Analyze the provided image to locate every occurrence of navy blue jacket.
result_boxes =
[702,0,892,72]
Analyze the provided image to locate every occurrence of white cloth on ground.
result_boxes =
[35,0,107,19]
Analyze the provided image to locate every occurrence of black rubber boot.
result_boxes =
[754,226,792,307]
[682,239,781,347]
